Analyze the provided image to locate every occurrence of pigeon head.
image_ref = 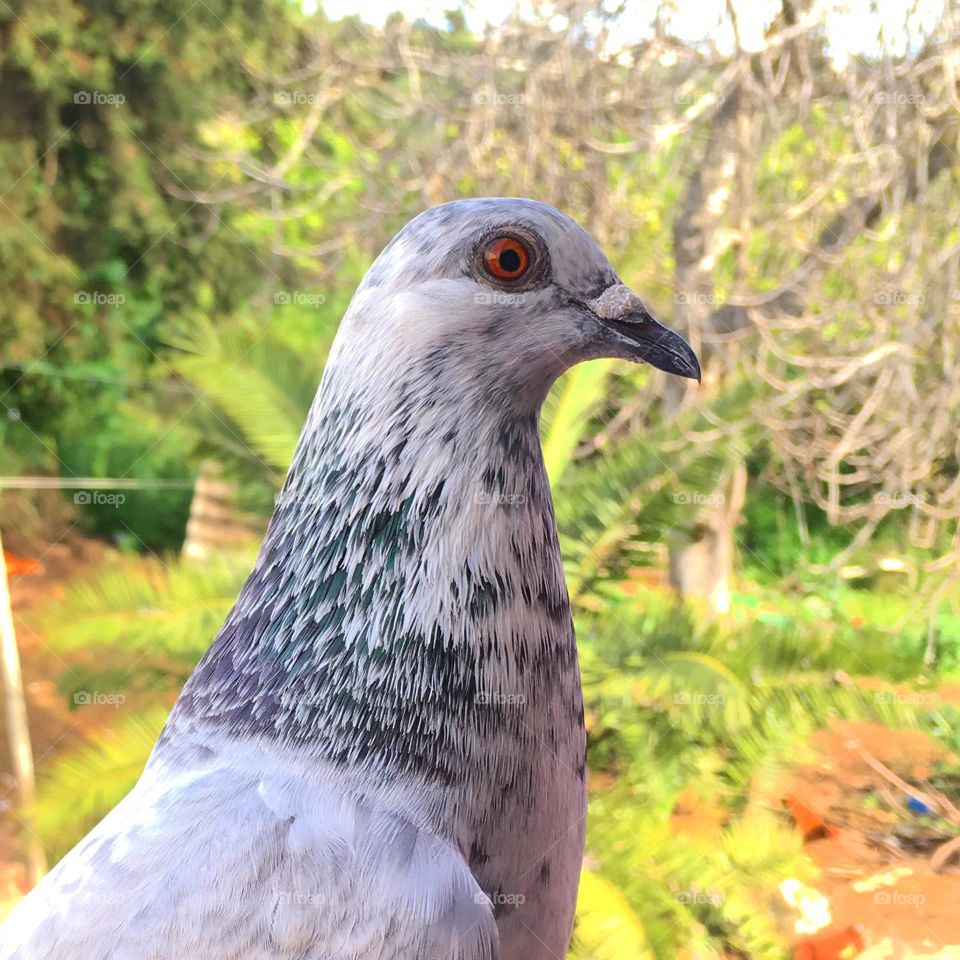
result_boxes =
[329,197,700,410]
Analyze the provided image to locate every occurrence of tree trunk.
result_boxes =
[669,463,747,619]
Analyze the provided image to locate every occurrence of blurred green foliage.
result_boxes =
[26,550,947,958]
[3,1,960,957]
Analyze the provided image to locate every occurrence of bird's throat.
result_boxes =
[166,372,578,782]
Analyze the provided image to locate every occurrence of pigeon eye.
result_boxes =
[483,236,532,282]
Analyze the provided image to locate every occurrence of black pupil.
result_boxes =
[499,247,522,273]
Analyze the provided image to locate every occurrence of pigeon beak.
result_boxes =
[584,284,701,383]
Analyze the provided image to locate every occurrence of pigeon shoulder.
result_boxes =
[0,738,498,960]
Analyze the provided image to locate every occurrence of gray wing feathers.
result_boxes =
[0,764,498,960]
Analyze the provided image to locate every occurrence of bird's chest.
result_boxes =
[456,663,587,960]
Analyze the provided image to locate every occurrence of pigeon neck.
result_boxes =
[166,363,580,782]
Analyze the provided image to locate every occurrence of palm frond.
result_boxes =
[30,708,169,860]
[541,360,613,484]
[33,553,251,662]
[168,316,322,472]
[556,381,757,602]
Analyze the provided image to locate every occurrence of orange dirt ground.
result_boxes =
[779,722,960,957]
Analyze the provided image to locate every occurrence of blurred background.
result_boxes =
[1,0,960,956]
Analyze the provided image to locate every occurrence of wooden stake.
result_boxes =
[0,526,47,885]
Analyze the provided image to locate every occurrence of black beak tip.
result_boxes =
[648,335,701,384]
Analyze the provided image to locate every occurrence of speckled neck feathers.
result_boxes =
[166,357,579,783]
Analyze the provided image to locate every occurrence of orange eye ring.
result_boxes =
[483,235,532,282]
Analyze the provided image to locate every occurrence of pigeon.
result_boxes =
[1,198,699,960]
